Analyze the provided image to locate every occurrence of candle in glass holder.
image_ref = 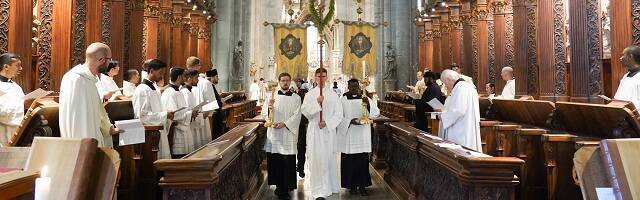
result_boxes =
[35,166,51,200]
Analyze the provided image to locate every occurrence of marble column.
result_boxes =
[537,0,568,101]
[569,0,603,103]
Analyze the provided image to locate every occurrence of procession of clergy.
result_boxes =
[2,42,640,200]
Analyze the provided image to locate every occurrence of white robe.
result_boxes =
[438,81,482,152]
[261,90,302,155]
[132,80,171,159]
[123,80,136,97]
[249,82,261,101]
[161,85,195,155]
[0,80,24,146]
[497,79,515,99]
[614,72,640,109]
[301,86,343,198]
[337,95,380,154]
[181,86,210,148]
[96,74,123,101]
[59,64,113,147]
[196,77,219,108]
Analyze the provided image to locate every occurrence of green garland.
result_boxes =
[308,0,335,35]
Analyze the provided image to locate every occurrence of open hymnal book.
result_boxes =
[193,100,209,111]
[221,94,234,102]
[114,119,145,146]
[23,88,53,100]
[427,98,444,110]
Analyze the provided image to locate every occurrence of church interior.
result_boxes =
[1,0,639,199]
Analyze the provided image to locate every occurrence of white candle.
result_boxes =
[35,166,51,200]
[362,60,366,78]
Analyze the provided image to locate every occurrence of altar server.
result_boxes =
[133,59,175,159]
[123,69,140,98]
[337,78,380,196]
[0,53,24,146]
[301,68,344,200]
[614,45,640,108]
[437,70,482,152]
[97,60,123,101]
[181,69,210,148]
[202,69,224,139]
[161,67,195,156]
[59,43,120,147]
[262,72,302,200]
[496,66,515,99]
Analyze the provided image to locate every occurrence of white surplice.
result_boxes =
[496,79,515,99]
[196,77,219,109]
[181,85,210,148]
[161,85,195,155]
[337,95,380,154]
[301,86,344,198]
[96,74,123,101]
[261,89,302,155]
[438,80,482,152]
[132,80,171,159]
[59,64,113,147]
[249,82,261,101]
[123,80,136,97]
[614,72,640,109]
[0,80,24,146]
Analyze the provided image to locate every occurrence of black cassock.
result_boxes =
[414,82,444,132]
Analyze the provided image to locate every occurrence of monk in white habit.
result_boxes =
[133,59,175,159]
[614,45,640,108]
[495,66,515,99]
[96,60,123,101]
[181,69,210,148]
[262,72,302,200]
[437,70,482,152]
[0,53,24,146]
[59,43,121,147]
[123,69,140,98]
[338,78,380,196]
[161,68,196,157]
[301,68,344,200]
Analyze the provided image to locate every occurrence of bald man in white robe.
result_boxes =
[437,70,482,152]
[59,43,121,147]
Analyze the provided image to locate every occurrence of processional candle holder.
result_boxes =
[264,81,279,128]
[358,77,371,125]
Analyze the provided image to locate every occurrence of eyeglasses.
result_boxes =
[99,57,112,61]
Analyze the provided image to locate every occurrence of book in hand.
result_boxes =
[193,100,209,111]
[406,91,421,99]
[222,94,234,102]
[115,119,145,146]
[201,101,220,112]
[23,88,53,100]
[427,98,444,110]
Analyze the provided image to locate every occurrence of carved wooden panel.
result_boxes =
[488,20,496,83]
[123,1,131,70]
[586,0,603,97]
[0,0,9,53]
[526,5,538,95]
[506,13,514,67]
[72,0,87,66]
[633,0,640,45]
[101,1,111,45]
[553,0,567,96]
[37,0,53,90]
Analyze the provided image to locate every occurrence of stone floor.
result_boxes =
[260,166,397,200]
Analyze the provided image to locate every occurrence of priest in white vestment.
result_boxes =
[301,68,344,199]
[181,69,210,148]
[59,43,120,147]
[123,69,140,98]
[161,68,196,156]
[133,59,175,159]
[407,71,426,96]
[96,61,123,101]
[495,66,515,99]
[0,53,24,146]
[337,79,380,196]
[614,45,640,108]
[437,70,482,152]
[262,73,302,200]
[249,79,261,101]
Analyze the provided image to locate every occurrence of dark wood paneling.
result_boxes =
[610,0,634,96]
[569,0,603,103]
[8,0,34,92]
[109,0,125,85]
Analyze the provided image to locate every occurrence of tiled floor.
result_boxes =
[260,166,398,200]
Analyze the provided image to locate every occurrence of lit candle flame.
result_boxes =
[41,166,48,178]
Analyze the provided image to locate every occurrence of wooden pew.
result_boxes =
[104,100,163,200]
[154,122,265,200]
[384,122,523,200]
[379,91,416,122]
[10,97,60,147]
[370,116,399,169]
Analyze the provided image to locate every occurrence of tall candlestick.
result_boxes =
[35,166,51,200]
[362,60,366,78]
